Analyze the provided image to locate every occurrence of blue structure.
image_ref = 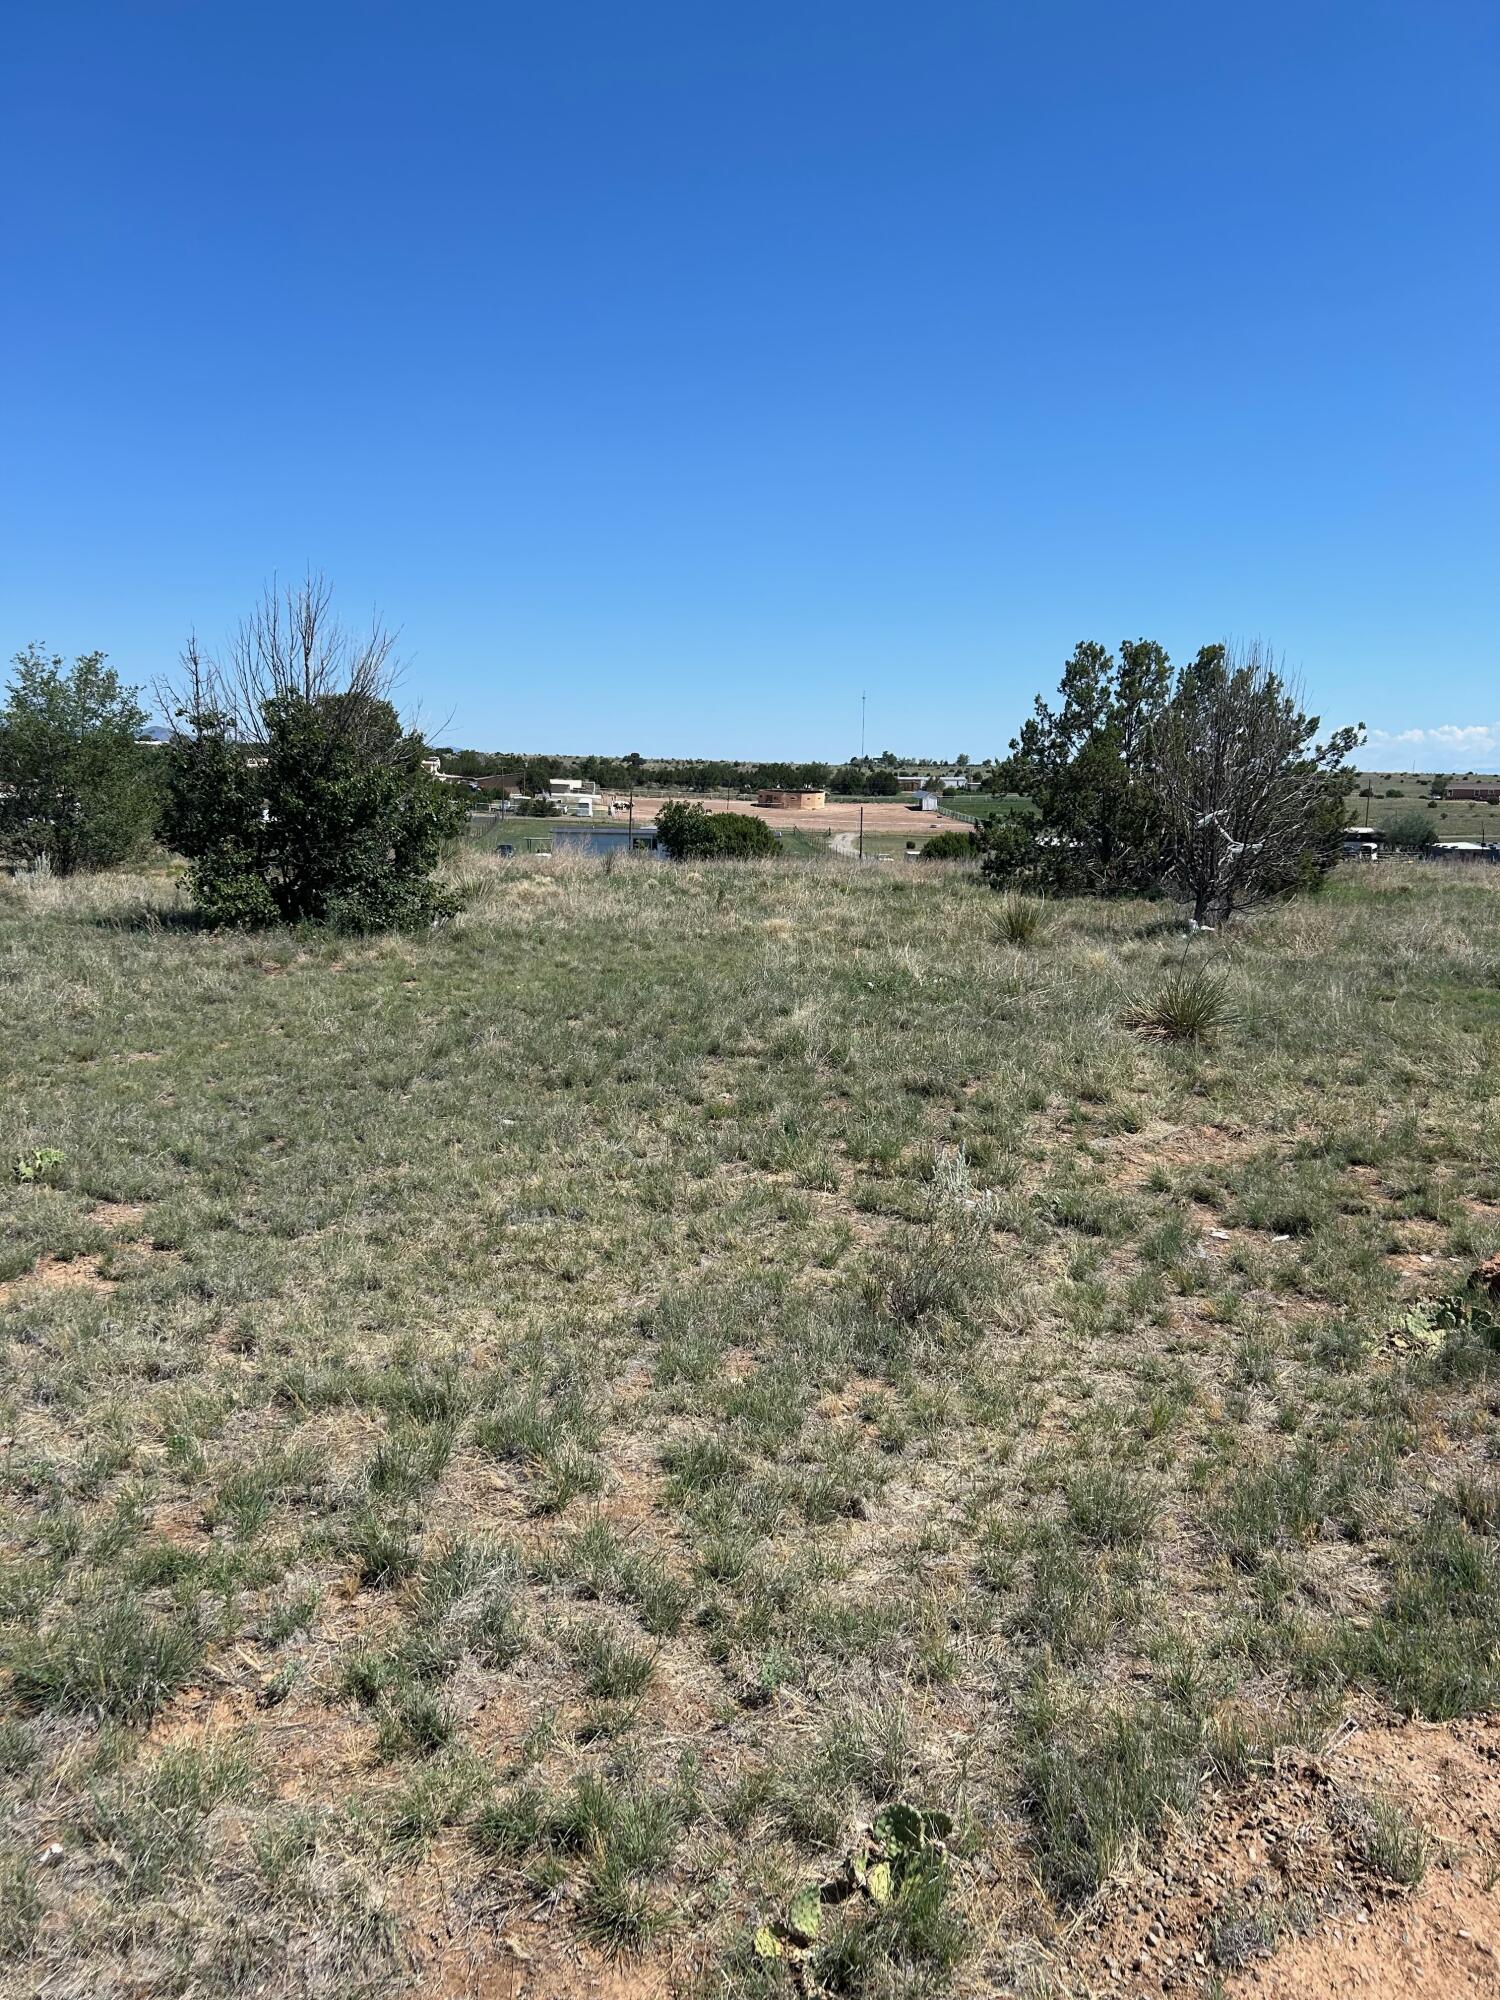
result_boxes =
[550,822,659,857]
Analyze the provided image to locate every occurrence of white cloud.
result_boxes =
[1363,722,1500,767]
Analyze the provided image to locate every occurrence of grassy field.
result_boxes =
[931,796,1032,825]
[2,854,1499,1998]
[1347,774,1500,844]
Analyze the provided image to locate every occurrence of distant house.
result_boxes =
[543,778,598,816]
[894,769,973,793]
[1446,783,1500,803]
[756,788,826,810]
[471,771,526,797]
[419,756,472,786]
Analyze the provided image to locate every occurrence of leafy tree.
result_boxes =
[161,576,470,930]
[0,645,159,873]
[992,638,1172,893]
[1149,641,1363,925]
[1378,808,1437,852]
[654,801,777,859]
[653,800,721,858]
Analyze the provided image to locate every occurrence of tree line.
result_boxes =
[436,749,989,798]
[1,584,1364,933]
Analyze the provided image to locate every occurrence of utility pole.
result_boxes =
[860,692,866,763]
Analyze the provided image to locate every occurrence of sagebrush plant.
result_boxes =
[2,852,1498,1997]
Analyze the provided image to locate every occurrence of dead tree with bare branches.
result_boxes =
[1149,641,1363,927]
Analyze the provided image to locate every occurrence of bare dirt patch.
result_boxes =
[1102,1119,1259,1189]
[0,1251,113,1307]
[1053,1714,1500,1999]
[87,1198,151,1230]
[404,1879,679,2000]
[1230,1717,1500,1999]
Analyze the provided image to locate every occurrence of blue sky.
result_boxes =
[5,2,1497,763]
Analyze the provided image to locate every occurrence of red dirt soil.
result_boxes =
[1231,1716,1500,2000]
[399,1715,1500,2000]
[1054,1713,1500,2000]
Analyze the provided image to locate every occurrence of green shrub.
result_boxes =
[1378,809,1436,852]
[978,813,1043,888]
[161,576,470,931]
[655,800,778,860]
[919,829,978,861]
[712,811,779,858]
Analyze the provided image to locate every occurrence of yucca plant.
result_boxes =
[1126,965,1230,1043]
[996,893,1045,946]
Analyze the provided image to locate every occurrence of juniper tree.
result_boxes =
[0,646,159,873]
[1149,640,1362,926]
[161,574,469,930]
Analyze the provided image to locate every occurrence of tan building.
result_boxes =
[756,788,826,810]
